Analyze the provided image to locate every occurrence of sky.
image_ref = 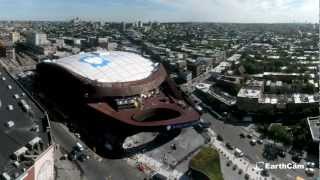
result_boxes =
[0,0,318,23]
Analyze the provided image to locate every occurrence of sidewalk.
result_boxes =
[207,128,279,180]
[54,145,86,180]
[125,136,184,180]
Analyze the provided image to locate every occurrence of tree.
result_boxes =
[268,124,292,145]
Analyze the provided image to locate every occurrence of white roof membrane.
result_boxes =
[53,51,157,83]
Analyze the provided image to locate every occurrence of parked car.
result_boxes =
[292,155,301,163]
[68,150,81,161]
[278,150,286,158]
[198,119,211,129]
[257,139,263,144]
[232,164,237,170]
[306,162,315,168]
[226,160,232,166]
[234,148,244,157]
[226,142,234,150]
[217,134,224,141]
[194,104,203,113]
[150,172,168,180]
[239,133,245,138]
[250,139,257,145]
[74,133,81,138]
[305,168,314,176]
[246,134,252,139]
[74,142,84,152]
[78,153,90,162]
[261,170,270,177]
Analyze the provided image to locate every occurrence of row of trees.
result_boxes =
[258,120,315,153]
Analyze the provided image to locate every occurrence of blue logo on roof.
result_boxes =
[79,53,110,68]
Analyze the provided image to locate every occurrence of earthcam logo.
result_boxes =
[256,161,305,170]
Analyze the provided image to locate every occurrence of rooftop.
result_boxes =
[0,68,50,177]
[307,116,320,142]
[196,83,237,106]
[48,51,159,83]
[237,88,262,99]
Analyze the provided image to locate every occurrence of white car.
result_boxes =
[235,148,244,157]
[306,162,315,168]
[7,105,14,111]
[194,104,203,112]
[250,139,257,145]
[305,168,314,175]
[75,142,84,152]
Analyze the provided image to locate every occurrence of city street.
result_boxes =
[51,121,147,180]
[1,11,319,180]
[201,112,317,180]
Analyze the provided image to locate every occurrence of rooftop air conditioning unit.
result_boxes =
[1,172,11,180]
[13,146,28,160]
[5,121,14,128]
[28,137,42,149]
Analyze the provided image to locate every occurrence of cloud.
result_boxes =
[151,0,318,23]
[0,0,317,22]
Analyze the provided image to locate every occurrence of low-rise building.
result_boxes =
[237,79,319,115]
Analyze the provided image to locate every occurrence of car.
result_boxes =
[257,139,263,144]
[261,170,270,177]
[199,121,211,129]
[74,133,81,138]
[226,142,234,150]
[234,148,244,157]
[244,174,250,180]
[305,168,314,176]
[193,124,206,133]
[306,162,315,168]
[250,139,257,145]
[226,160,232,166]
[74,142,84,152]
[217,134,224,141]
[239,133,245,138]
[78,153,90,162]
[194,104,203,113]
[150,172,168,180]
[278,150,286,158]
[246,134,252,139]
[238,169,243,175]
[292,155,301,163]
[7,105,14,111]
[68,150,81,161]
[60,153,68,160]
[194,124,210,133]
[232,164,237,170]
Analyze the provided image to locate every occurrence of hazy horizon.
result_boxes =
[0,0,318,23]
